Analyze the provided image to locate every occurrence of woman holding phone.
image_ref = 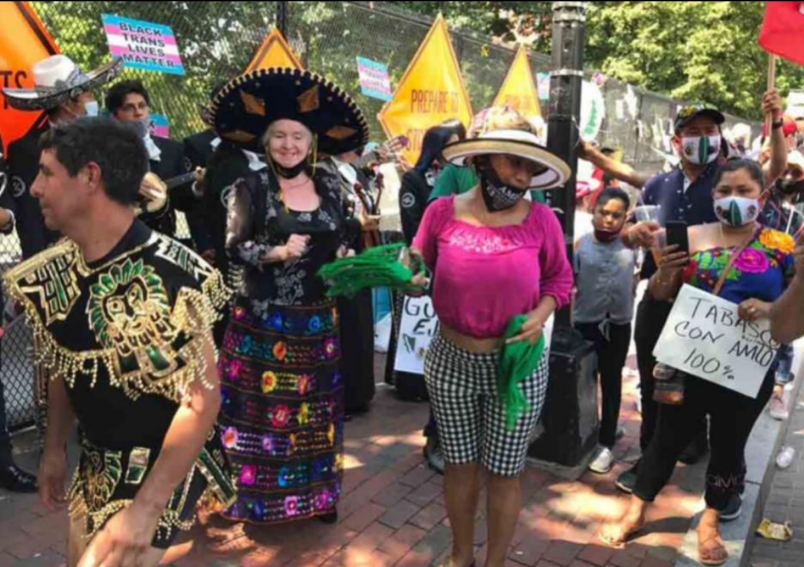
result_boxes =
[601,159,796,566]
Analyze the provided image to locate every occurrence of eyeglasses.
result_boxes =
[121,101,149,113]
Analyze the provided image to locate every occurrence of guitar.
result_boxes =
[353,177,383,249]
[138,169,203,213]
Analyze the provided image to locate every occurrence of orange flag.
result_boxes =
[0,1,59,154]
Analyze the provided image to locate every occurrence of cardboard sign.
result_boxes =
[357,56,392,101]
[378,14,473,167]
[246,28,302,72]
[393,296,439,375]
[493,45,542,120]
[102,14,185,75]
[0,1,59,154]
[654,285,780,399]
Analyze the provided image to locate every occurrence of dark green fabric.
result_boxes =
[498,315,547,431]
[428,164,479,201]
[318,243,422,298]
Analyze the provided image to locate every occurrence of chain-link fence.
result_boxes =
[1,1,761,430]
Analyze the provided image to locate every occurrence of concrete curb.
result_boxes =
[674,370,803,567]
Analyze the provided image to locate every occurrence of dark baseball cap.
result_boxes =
[674,104,725,134]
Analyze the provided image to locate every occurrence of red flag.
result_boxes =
[759,1,804,67]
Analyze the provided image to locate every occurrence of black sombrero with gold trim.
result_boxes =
[211,67,369,156]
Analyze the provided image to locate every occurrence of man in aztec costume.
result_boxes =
[3,117,235,567]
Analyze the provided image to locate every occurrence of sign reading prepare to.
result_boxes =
[378,15,473,167]
[654,285,780,399]
[102,14,185,75]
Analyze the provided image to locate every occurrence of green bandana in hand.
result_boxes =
[498,315,547,432]
[318,243,425,298]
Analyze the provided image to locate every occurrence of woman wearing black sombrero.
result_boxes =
[212,68,366,525]
[410,108,573,567]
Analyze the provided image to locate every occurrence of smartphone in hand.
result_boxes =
[666,220,690,258]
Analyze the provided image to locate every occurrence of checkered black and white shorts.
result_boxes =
[424,334,549,477]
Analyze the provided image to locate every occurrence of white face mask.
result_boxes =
[83,100,99,118]
[713,196,761,227]
[681,135,721,165]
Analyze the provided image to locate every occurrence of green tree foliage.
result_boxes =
[29,1,801,141]
[395,1,804,121]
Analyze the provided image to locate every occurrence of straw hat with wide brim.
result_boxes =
[3,56,122,112]
[211,67,369,156]
[443,129,571,190]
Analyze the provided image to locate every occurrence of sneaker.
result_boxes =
[589,447,614,474]
[719,492,743,523]
[770,390,790,421]
[0,464,37,493]
[424,435,445,475]
[615,461,640,494]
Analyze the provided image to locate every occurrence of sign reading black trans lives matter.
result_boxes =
[102,14,185,75]
[653,285,779,399]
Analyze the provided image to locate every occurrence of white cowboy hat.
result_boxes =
[442,128,571,190]
[2,55,122,111]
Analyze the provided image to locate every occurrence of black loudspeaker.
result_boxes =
[528,329,600,467]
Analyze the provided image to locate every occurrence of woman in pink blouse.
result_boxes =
[411,109,573,567]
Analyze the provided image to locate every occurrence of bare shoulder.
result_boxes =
[688,223,717,253]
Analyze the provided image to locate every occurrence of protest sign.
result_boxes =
[102,14,185,75]
[393,296,439,375]
[654,284,779,399]
[357,56,392,101]
[378,15,472,166]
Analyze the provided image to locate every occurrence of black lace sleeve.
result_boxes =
[225,174,273,267]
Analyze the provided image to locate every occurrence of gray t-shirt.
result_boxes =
[573,233,637,325]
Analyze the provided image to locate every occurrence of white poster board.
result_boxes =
[394,296,439,375]
[653,285,779,399]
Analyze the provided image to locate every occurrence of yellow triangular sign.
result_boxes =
[493,45,542,120]
[245,29,303,72]
[378,14,473,167]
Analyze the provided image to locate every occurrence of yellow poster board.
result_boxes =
[0,1,60,153]
[493,45,542,120]
[378,14,473,167]
[245,29,303,72]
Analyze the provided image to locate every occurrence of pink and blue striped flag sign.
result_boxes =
[101,14,185,75]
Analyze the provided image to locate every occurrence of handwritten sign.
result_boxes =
[102,14,185,75]
[357,57,392,101]
[393,296,439,375]
[654,285,779,399]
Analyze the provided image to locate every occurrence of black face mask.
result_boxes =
[780,178,804,196]
[477,161,528,212]
[273,158,310,180]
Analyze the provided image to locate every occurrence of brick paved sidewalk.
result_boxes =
[0,358,708,567]
[748,385,804,567]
